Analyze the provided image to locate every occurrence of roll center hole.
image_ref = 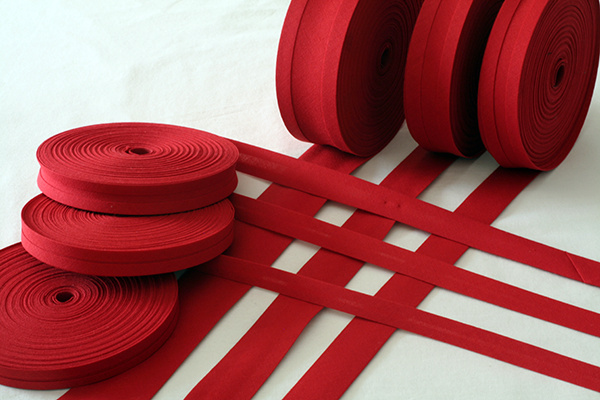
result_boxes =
[127,147,150,155]
[55,291,74,303]
[380,47,391,69]
[554,65,565,88]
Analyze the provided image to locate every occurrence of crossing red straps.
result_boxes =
[36,122,238,215]
[0,244,178,390]
[478,0,600,170]
[276,0,422,156]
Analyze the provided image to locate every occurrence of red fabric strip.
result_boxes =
[232,192,600,338]
[58,145,366,399]
[21,195,235,276]
[276,0,422,156]
[0,244,178,390]
[184,147,454,400]
[36,123,239,215]
[286,166,537,398]
[478,0,600,170]
[200,255,600,393]
[233,140,600,286]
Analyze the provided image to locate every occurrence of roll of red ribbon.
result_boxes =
[21,195,235,276]
[37,122,239,215]
[0,243,178,390]
[478,0,600,170]
[404,0,503,157]
[276,0,422,156]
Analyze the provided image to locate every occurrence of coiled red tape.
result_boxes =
[404,0,503,157]
[479,0,600,170]
[0,244,179,390]
[405,0,600,169]
[37,122,239,215]
[276,0,422,156]
[21,195,235,276]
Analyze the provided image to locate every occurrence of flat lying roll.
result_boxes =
[478,0,600,170]
[276,0,422,156]
[37,122,239,215]
[21,195,235,276]
[0,243,178,390]
[405,0,503,157]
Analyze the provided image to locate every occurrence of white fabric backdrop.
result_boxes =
[1,1,600,399]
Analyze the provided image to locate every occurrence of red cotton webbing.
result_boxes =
[0,244,178,390]
[478,0,600,170]
[276,0,422,156]
[36,123,239,215]
[286,166,537,399]
[184,146,455,400]
[233,140,600,286]
[21,195,235,276]
[58,145,368,400]
[231,193,600,339]
[200,255,600,393]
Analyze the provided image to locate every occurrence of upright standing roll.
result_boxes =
[478,0,600,170]
[276,0,423,156]
[404,0,504,157]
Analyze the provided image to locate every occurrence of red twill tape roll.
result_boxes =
[37,123,238,215]
[21,195,235,276]
[0,244,179,390]
[478,0,600,170]
[404,0,503,157]
[276,0,422,156]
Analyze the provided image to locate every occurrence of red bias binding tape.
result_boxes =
[37,123,238,215]
[200,255,600,393]
[478,0,600,170]
[0,244,179,390]
[404,0,503,157]
[21,195,235,276]
[276,0,422,156]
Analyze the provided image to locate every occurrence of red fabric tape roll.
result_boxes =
[404,0,503,157]
[37,122,238,215]
[0,243,178,390]
[21,195,235,276]
[478,0,600,170]
[276,0,422,156]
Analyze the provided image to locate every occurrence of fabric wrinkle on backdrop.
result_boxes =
[1,1,600,399]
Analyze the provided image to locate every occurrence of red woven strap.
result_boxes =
[232,193,600,339]
[285,167,537,399]
[404,0,502,157]
[0,243,178,390]
[478,0,600,170]
[37,122,238,215]
[184,147,453,399]
[200,255,600,393]
[233,140,600,286]
[276,0,422,156]
[21,195,234,276]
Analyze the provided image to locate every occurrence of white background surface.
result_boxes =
[1,1,600,399]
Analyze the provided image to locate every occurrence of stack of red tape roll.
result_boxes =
[0,122,238,389]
